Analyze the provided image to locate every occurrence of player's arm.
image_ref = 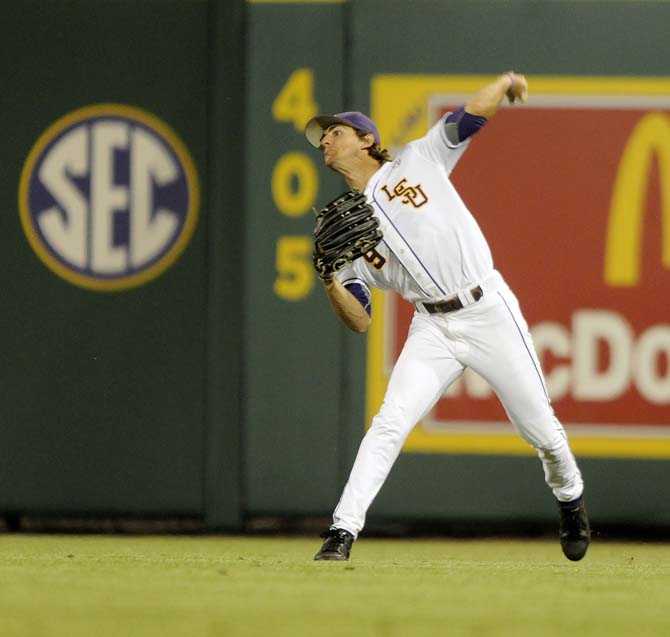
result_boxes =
[443,71,527,146]
[466,71,528,118]
[322,279,371,333]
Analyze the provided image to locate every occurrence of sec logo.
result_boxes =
[18,104,200,291]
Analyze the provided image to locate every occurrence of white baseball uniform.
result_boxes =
[332,114,584,538]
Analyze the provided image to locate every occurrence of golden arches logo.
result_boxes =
[604,112,670,287]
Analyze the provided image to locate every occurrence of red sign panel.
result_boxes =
[371,76,670,457]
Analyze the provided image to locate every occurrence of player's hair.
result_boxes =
[356,130,392,165]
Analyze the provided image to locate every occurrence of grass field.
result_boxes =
[1,534,669,637]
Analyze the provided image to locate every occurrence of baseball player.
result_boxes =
[305,72,590,562]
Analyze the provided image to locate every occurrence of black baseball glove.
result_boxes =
[312,190,383,282]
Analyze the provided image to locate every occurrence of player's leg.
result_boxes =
[459,286,589,559]
[327,314,464,541]
[461,288,583,498]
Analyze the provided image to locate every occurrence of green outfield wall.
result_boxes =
[1,0,668,532]
[0,0,242,526]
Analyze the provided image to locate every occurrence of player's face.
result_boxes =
[319,125,367,168]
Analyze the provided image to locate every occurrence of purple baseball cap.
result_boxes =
[305,111,381,148]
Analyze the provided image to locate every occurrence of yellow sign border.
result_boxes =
[18,103,200,292]
[368,74,670,459]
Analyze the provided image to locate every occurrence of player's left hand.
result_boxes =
[312,190,383,282]
[505,71,528,104]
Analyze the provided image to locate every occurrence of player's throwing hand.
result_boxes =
[505,71,528,103]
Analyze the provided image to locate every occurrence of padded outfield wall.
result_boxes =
[246,0,670,530]
[0,0,668,531]
[0,0,243,528]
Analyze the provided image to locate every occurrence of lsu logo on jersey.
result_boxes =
[18,104,199,291]
[381,177,428,209]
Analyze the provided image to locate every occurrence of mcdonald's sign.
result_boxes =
[370,75,670,459]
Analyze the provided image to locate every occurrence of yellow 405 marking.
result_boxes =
[271,68,321,301]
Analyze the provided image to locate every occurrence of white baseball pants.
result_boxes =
[332,273,584,538]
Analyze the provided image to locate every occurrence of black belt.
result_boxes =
[422,286,483,314]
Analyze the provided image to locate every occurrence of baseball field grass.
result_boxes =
[1,534,669,637]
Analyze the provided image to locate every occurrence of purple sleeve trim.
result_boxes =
[344,282,372,317]
[445,106,488,143]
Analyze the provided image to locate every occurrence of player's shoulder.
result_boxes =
[405,116,443,145]
[383,121,447,158]
[398,136,428,159]
[408,114,470,158]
